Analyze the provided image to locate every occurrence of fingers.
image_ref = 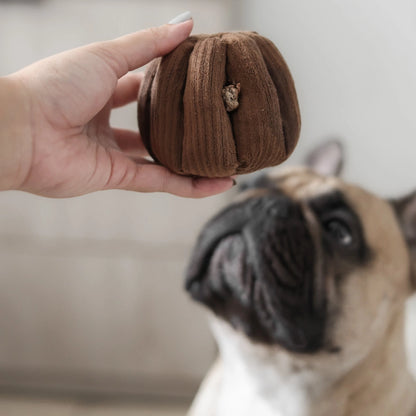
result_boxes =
[125,164,235,198]
[112,72,144,108]
[87,19,193,79]
[105,151,234,198]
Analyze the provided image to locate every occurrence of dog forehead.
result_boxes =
[268,167,404,249]
[245,167,403,247]
[268,166,340,200]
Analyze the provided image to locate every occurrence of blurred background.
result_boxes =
[0,0,415,415]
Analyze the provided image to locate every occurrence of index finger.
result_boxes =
[88,19,194,79]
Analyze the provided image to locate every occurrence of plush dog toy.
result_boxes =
[138,32,301,177]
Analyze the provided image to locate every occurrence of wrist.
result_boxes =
[0,75,32,191]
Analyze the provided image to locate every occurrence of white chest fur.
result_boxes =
[188,316,416,416]
[207,318,329,416]
[216,364,311,416]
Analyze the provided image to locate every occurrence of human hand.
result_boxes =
[0,15,235,198]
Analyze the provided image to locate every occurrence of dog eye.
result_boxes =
[324,219,353,246]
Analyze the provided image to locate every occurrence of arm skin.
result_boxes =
[0,20,234,198]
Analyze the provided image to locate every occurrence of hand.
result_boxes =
[0,18,234,198]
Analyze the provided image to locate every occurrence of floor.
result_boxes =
[0,395,189,416]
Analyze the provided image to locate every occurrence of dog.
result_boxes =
[185,141,416,416]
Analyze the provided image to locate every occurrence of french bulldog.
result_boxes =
[185,141,416,416]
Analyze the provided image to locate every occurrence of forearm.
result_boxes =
[0,75,32,191]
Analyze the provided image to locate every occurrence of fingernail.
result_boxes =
[168,11,192,24]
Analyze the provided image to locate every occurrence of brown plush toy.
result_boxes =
[138,32,301,177]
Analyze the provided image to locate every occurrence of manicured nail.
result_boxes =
[168,11,192,24]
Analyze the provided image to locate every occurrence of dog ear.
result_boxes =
[305,140,344,177]
[391,191,416,291]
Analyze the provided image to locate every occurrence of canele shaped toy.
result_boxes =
[138,32,301,177]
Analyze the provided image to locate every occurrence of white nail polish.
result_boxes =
[168,11,192,24]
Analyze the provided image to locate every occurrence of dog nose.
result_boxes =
[243,193,305,242]
[237,193,296,236]
[253,193,293,220]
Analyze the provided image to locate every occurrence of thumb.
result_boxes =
[86,16,193,79]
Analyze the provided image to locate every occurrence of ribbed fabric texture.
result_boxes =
[138,32,301,177]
